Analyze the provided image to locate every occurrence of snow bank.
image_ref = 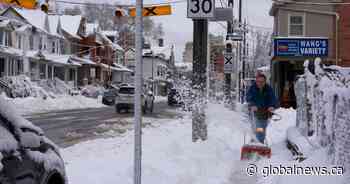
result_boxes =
[7,95,106,115]
[62,103,249,184]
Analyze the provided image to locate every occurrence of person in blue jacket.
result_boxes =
[246,73,278,144]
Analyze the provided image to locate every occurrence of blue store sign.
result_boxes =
[274,38,328,57]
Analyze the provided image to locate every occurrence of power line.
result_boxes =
[56,0,187,7]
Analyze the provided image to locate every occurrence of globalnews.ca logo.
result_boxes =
[246,163,344,177]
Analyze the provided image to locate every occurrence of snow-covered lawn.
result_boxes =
[3,94,106,115]
[61,103,305,184]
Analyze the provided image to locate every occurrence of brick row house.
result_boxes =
[0,7,130,93]
[269,0,350,108]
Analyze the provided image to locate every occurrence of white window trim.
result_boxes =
[288,13,306,37]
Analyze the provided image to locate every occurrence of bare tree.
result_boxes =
[152,23,164,40]
[63,6,82,15]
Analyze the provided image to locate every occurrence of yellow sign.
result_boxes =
[0,0,38,9]
[129,5,171,17]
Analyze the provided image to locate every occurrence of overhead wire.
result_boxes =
[55,0,187,8]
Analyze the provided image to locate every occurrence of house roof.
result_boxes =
[86,23,99,34]
[15,8,48,33]
[101,30,118,37]
[96,31,123,51]
[60,15,82,38]
[48,15,60,36]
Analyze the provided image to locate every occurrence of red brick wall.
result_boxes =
[337,3,350,67]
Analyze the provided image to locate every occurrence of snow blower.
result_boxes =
[240,110,281,160]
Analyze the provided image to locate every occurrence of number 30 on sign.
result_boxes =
[187,0,215,18]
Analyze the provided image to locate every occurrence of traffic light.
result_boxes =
[0,0,49,13]
[225,40,233,53]
[40,1,49,13]
[115,8,128,17]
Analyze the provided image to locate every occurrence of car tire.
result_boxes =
[149,102,154,113]
[142,105,147,114]
[115,106,120,113]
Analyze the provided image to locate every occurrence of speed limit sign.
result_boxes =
[187,0,215,18]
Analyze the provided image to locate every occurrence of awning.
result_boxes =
[112,63,133,72]
[70,56,96,65]
[26,51,81,66]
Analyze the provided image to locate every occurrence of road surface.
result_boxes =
[26,100,182,148]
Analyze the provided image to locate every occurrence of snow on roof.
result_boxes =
[26,51,81,66]
[71,56,96,65]
[112,63,133,72]
[101,30,118,37]
[96,32,123,51]
[0,19,10,28]
[86,23,99,34]
[15,24,31,33]
[16,8,47,33]
[0,46,23,56]
[48,15,60,36]
[60,15,82,38]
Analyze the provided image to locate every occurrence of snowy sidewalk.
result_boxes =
[62,103,249,184]
[61,103,301,184]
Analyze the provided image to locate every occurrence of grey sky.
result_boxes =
[67,0,273,62]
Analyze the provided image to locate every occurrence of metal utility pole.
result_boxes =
[225,0,234,103]
[192,19,208,142]
[238,0,242,103]
[134,0,142,183]
[242,20,247,103]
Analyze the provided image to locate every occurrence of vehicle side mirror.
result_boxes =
[20,132,41,149]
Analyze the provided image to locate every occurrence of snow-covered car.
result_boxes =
[115,86,154,113]
[0,97,67,184]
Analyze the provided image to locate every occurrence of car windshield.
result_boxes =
[119,87,135,94]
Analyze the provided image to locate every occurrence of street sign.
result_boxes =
[187,0,215,19]
[274,37,329,57]
[227,32,243,41]
[224,52,234,73]
[0,0,37,9]
[129,5,171,17]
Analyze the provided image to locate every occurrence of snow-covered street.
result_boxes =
[61,103,303,184]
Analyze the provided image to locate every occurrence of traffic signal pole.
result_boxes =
[224,0,233,103]
[192,19,208,142]
[134,0,143,183]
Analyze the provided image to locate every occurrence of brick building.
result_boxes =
[336,2,350,67]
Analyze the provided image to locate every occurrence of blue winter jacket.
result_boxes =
[246,83,278,108]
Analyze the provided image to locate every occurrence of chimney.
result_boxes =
[158,38,164,47]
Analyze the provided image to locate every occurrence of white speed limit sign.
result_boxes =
[187,0,215,18]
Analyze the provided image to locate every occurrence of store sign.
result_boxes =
[274,38,328,57]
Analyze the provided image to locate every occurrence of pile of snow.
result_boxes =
[81,85,105,98]
[7,95,106,115]
[62,103,248,184]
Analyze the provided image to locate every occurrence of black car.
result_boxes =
[168,88,183,106]
[102,85,119,106]
[0,97,67,184]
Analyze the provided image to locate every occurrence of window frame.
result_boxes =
[288,13,306,37]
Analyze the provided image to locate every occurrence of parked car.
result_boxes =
[115,86,154,113]
[102,85,119,106]
[0,97,67,184]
